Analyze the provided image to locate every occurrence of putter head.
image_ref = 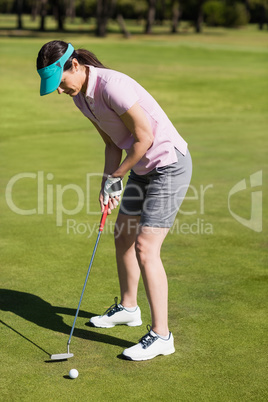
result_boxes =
[50,353,74,361]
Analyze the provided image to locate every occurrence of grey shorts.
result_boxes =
[119,148,192,228]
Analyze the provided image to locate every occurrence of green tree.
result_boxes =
[53,0,65,31]
[204,0,249,27]
[96,0,117,36]
[145,0,157,33]
[248,0,268,29]
[171,0,183,33]
[203,0,225,26]
[39,0,48,31]
[66,0,76,22]
[179,0,208,33]
[15,0,24,29]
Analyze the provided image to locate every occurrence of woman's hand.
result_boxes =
[103,176,123,205]
[99,190,120,215]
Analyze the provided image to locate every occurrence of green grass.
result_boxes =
[0,22,267,401]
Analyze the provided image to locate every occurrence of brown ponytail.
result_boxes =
[73,49,107,68]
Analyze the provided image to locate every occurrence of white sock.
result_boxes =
[122,305,137,312]
[151,330,170,340]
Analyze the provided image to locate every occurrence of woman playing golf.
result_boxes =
[37,41,192,361]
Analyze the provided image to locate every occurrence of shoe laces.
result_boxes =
[140,325,158,349]
[104,297,124,317]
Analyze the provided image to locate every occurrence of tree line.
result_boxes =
[2,0,268,36]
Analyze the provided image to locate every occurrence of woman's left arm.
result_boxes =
[111,102,154,178]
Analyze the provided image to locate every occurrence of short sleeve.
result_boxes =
[103,77,139,116]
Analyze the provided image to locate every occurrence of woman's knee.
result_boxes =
[135,227,168,266]
[135,235,151,266]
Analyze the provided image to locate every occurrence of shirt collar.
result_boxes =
[85,65,97,100]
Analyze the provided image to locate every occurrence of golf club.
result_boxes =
[50,204,109,360]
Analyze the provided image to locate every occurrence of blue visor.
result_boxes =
[37,43,75,96]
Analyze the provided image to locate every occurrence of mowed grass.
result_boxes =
[0,24,267,401]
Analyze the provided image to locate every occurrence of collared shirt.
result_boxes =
[73,66,187,175]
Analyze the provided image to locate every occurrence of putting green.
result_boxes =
[0,23,267,401]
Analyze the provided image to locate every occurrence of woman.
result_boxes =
[37,40,192,361]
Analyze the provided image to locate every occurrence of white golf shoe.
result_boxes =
[122,326,175,361]
[89,298,142,328]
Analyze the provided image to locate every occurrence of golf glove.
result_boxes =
[103,176,123,205]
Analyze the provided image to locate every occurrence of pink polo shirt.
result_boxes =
[73,66,187,175]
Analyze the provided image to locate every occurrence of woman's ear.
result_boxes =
[72,58,79,71]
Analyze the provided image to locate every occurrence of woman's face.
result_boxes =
[57,59,87,97]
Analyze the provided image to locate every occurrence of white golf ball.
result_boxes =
[69,369,79,379]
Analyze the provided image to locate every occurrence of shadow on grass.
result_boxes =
[1,319,51,356]
[0,27,227,39]
[0,27,96,38]
[0,289,135,356]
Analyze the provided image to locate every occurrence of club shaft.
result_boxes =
[67,230,102,346]
[67,205,108,347]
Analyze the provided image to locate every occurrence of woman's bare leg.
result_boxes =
[114,213,141,308]
[115,213,170,336]
[135,226,170,337]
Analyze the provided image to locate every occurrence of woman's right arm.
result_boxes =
[91,121,123,212]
